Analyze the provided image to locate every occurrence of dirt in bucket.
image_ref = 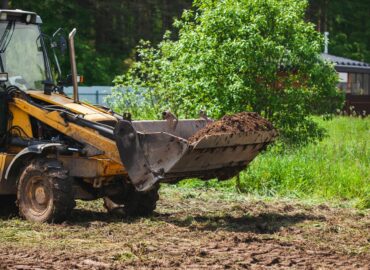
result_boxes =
[188,112,275,143]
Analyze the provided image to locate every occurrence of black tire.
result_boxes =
[104,182,159,217]
[17,158,75,223]
[0,195,18,217]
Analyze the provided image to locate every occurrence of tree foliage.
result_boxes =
[307,0,370,63]
[110,0,343,144]
[8,0,192,85]
[4,0,369,86]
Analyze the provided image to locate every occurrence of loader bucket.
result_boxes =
[114,118,277,191]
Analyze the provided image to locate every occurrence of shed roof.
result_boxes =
[321,53,370,73]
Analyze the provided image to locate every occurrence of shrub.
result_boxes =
[109,0,343,144]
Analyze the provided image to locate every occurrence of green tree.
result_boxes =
[110,0,343,144]
[307,0,370,63]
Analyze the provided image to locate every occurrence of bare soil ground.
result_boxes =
[0,186,369,269]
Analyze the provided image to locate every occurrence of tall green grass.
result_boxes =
[177,117,370,208]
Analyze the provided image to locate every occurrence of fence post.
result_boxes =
[95,90,99,104]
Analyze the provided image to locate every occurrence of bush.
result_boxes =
[109,0,343,144]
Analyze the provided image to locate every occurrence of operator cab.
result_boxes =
[0,10,53,92]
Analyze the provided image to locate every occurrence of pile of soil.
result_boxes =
[188,112,275,143]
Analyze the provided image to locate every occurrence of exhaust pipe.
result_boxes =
[68,28,78,103]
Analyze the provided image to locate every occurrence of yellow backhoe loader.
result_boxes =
[0,10,277,222]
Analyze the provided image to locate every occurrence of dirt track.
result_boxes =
[0,186,369,269]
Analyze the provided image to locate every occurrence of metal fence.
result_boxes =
[64,86,112,106]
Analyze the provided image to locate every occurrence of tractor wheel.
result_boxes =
[104,182,159,217]
[17,158,75,223]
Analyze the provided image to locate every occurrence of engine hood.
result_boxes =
[27,91,117,123]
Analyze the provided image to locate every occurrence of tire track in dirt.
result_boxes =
[0,188,369,269]
[0,233,367,270]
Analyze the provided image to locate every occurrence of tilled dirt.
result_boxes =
[188,112,275,143]
[0,187,369,270]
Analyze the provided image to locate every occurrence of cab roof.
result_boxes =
[0,9,42,24]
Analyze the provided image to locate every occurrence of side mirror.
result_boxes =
[58,36,67,55]
[0,72,8,83]
[52,28,67,55]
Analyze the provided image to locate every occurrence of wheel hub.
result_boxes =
[34,186,47,205]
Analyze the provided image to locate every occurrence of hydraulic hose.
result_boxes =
[62,113,115,140]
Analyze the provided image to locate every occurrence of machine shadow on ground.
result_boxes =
[0,193,325,235]
[155,212,324,234]
[51,207,325,235]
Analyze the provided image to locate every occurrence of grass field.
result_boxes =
[178,116,370,208]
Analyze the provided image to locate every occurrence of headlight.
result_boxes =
[0,13,7,21]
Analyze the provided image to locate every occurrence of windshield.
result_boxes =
[0,22,49,90]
